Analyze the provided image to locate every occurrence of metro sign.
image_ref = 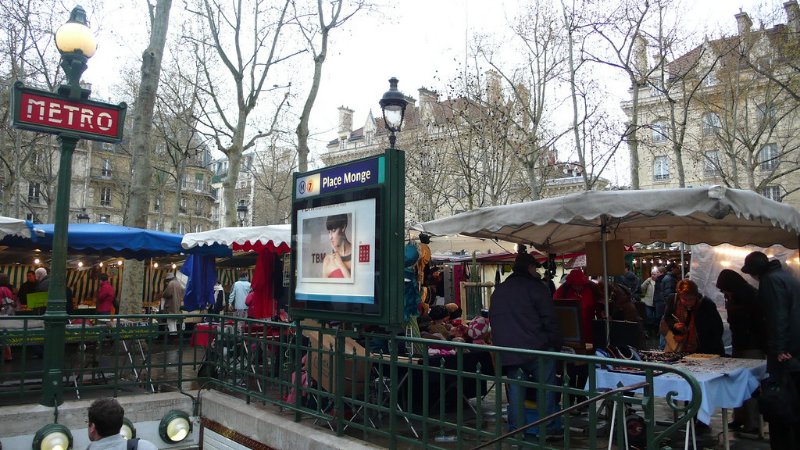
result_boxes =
[10,81,126,143]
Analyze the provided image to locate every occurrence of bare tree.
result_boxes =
[247,135,296,224]
[0,0,64,218]
[292,0,367,172]
[120,0,173,314]
[187,0,300,227]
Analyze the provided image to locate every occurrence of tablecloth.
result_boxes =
[593,357,767,424]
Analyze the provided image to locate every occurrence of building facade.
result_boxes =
[623,2,800,208]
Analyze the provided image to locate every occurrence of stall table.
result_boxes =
[594,356,767,450]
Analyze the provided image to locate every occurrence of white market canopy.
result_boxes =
[181,224,291,254]
[0,216,32,240]
[415,185,800,254]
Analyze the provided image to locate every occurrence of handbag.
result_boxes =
[758,372,800,424]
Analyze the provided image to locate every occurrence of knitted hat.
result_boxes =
[741,251,770,275]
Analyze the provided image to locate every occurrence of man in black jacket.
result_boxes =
[742,251,800,450]
[490,249,562,437]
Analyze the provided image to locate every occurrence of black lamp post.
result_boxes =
[236,200,248,226]
[379,77,408,150]
[41,5,97,407]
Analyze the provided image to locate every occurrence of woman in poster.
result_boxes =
[322,214,352,278]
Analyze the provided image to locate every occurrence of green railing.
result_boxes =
[0,314,702,449]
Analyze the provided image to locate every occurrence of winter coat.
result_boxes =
[652,274,666,307]
[662,295,724,355]
[161,279,184,314]
[715,269,765,353]
[661,272,679,302]
[86,434,158,450]
[96,280,116,314]
[641,278,656,307]
[489,271,562,366]
[616,271,642,301]
[757,260,800,372]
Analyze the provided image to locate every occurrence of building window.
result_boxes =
[652,120,669,143]
[702,112,721,136]
[653,155,670,181]
[762,185,781,202]
[759,143,779,171]
[181,174,189,189]
[31,152,41,167]
[195,174,204,192]
[757,103,776,127]
[101,159,112,178]
[177,222,185,234]
[101,187,112,206]
[703,150,721,176]
[154,197,161,212]
[27,182,41,204]
[194,224,202,233]
[180,197,187,213]
[703,71,718,87]
[194,199,202,215]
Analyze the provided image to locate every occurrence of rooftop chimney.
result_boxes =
[736,11,753,35]
[785,1,800,36]
[337,106,353,141]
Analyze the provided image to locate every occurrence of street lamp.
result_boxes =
[40,5,96,407]
[379,77,408,150]
[236,200,248,226]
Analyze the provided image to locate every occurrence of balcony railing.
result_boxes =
[90,168,115,180]
[0,315,701,450]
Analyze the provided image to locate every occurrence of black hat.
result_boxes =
[419,233,431,244]
[741,251,770,275]
[513,249,541,273]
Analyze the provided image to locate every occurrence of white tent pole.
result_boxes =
[601,215,610,345]
[680,243,685,277]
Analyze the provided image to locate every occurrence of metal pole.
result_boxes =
[41,135,79,406]
[601,216,610,345]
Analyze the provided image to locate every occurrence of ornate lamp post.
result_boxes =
[379,77,408,150]
[237,200,248,226]
[41,6,97,406]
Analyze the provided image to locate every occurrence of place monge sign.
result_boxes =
[10,81,126,143]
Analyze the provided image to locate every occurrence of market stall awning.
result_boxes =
[181,224,290,254]
[0,216,33,240]
[4,223,231,260]
[415,185,800,253]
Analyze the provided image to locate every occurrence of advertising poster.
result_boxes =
[295,198,376,303]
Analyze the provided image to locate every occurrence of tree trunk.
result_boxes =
[627,77,641,189]
[120,0,173,315]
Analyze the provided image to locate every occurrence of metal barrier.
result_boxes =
[0,314,702,449]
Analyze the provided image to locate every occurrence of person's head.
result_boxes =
[34,267,47,281]
[512,246,540,276]
[676,279,700,309]
[715,269,749,296]
[238,272,248,280]
[565,269,590,287]
[0,273,9,286]
[87,397,125,440]
[625,263,633,272]
[25,270,36,283]
[429,305,448,322]
[326,214,349,247]
[98,273,109,282]
[650,266,660,278]
[741,251,770,279]
[665,263,679,275]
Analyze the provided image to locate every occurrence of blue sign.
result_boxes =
[296,157,382,198]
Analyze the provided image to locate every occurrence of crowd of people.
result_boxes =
[486,250,798,448]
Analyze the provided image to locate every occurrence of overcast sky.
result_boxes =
[80,0,781,165]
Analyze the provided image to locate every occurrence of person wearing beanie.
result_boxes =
[489,245,562,437]
[741,251,800,449]
[715,269,765,434]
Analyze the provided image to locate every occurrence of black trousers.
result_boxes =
[768,371,800,450]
